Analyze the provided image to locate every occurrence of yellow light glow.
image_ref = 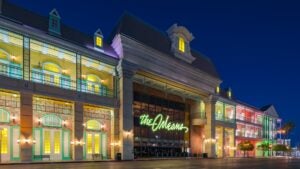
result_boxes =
[96,36,103,47]
[216,86,220,93]
[87,134,92,154]
[94,134,100,154]
[44,131,51,154]
[1,128,8,154]
[54,131,60,154]
[178,37,185,53]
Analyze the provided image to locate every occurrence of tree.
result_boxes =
[273,144,289,156]
[281,121,295,139]
[238,141,254,157]
[257,142,270,157]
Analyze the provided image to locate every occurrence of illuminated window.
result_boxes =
[94,134,100,154]
[178,37,185,53]
[87,134,92,154]
[216,86,220,94]
[54,131,60,154]
[86,120,100,130]
[44,131,51,154]
[0,108,10,123]
[215,102,224,121]
[96,36,102,47]
[1,128,8,154]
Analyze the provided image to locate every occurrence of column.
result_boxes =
[190,100,203,156]
[20,92,33,161]
[74,101,84,160]
[204,97,216,158]
[117,60,135,160]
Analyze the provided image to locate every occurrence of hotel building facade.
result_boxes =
[0,0,281,162]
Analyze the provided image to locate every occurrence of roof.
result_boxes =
[110,13,220,79]
[0,0,118,58]
[260,104,273,111]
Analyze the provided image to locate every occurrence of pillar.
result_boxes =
[74,101,84,160]
[190,100,204,155]
[20,92,33,162]
[117,60,135,160]
[204,98,216,158]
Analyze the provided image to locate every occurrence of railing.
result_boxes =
[236,116,263,125]
[215,114,235,123]
[0,62,22,79]
[31,70,77,90]
[30,70,114,98]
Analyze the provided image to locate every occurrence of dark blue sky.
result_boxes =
[9,0,300,145]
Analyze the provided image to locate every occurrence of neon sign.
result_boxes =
[139,114,189,133]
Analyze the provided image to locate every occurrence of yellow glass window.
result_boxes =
[94,84,99,93]
[94,134,100,154]
[54,131,60,154]
[86,120,100,130]
[87,83,93,92]
[87,134,92,154]
[54,75,60,85]
[1,128,8,154]
[44,130,51,154]
[96,36,102,47]
[178,37,185,52]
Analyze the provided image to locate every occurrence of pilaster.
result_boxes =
[20,92,33,162]
[117,59,137,160]
[204,96,217,158]
[74,101,84,160]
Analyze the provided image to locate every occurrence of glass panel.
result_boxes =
[54,131,60,154]
[0,108,9,122]
[87,133,92,154]
[86,120,100,130]
[224,104,235,123]
[1,128,8,154]
[215,102,224,121]
[94,134,100,154]
[44,130,51,154]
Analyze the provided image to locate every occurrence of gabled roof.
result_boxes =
[0,0,118,58]
[260,104,279,118]
[260,104,272,111]
[110,13,220,79]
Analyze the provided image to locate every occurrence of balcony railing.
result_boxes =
[31,70,77,90]
[215,114,235,123]
[30,70,114,98]
[0,62,22,79]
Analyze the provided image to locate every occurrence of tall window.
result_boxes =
[54,131,60,154]
[87,134,93,154]
[178,37,185,53]
[1,128,8,154]
[44,131,51,154]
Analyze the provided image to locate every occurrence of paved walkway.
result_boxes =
[0,158,299,169]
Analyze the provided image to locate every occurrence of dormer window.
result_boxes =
[178,37,185,53]
[94,29,104,50]
[167,24,195,63]
[96,36,103,47]
[48,9,61,35]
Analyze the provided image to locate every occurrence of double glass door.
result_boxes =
[85,131,107,160]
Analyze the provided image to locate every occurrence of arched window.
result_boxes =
[41,114,62,127]
[86,120,101,130]
[0,108,10,123]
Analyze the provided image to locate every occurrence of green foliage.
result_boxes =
[282,121,295,138]
[273,144,288,152]
[238,141,254,157]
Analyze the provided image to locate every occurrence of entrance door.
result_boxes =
[85,132,101,160]
[0,126,20,162]
[43,129,61,161]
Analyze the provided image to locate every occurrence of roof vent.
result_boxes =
[48,8,61,35]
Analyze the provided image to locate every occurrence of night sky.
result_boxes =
[8,0,300,145]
